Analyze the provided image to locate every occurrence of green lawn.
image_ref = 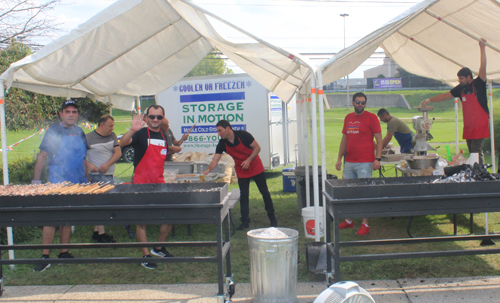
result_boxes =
[2,89,500,285]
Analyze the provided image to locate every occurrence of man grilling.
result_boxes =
[204,120,277,230]
[119,105,180,269]
[420,39,489,164]
[32,100,89,272]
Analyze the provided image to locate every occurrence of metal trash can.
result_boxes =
[247,228,299,303]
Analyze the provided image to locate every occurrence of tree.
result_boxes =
[0,0,62,49]
[0,39,31,73]
[186,52,233,77]
[377,74,385,78]
[0,41,110,131]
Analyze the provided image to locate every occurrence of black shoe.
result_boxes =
[58,251,74,259]
[97,233,116,243]
[91,231,99,241]
[141,255,158,269]
[151,247,174,257]
[34,255,51,272]
[236,222,249,231]
[269,214,278,227]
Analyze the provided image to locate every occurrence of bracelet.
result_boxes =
[375,158,381,161]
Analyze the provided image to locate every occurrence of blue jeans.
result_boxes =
[89,174,116,184]
[342,162,373,179]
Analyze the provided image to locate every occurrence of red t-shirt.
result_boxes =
[342,111,381,163]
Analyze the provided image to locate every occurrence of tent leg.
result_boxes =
[454,98,459,154]
[0,80,15,266]
[481,81,496,246]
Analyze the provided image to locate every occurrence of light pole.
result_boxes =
[340,13,349,109]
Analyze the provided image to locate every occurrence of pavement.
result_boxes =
[1,276,500,302]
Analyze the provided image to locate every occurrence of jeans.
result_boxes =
[342,162,373,179]
[237,172,275,223]
[89,174,116,184]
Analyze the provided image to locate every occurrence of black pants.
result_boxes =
[237,172,275,224]
[466,138,485,165]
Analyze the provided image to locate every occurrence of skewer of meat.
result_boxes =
[93,185,114,194]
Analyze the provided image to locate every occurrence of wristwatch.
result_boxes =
[375,158,381,161]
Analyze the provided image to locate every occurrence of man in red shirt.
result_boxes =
[335,92,383,235]
[420,39,488,164]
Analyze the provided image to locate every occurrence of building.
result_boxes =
[364,57,400,79]
[335,78,367,90]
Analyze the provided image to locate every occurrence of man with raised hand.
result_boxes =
[120,105,179,269]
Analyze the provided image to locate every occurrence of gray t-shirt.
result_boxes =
[387,116,412,134]
[86,130,119,175]
[164,128,176,161]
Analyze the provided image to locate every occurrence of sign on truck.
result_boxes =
[156,73,297,169]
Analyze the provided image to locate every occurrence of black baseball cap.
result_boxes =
[61,100,78,110]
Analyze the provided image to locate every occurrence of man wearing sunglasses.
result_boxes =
[336,92,383,235]
[120,105,179,269]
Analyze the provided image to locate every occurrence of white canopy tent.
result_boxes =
[0,0,314,180]
[312,0,500,243]
[0,0,315,258]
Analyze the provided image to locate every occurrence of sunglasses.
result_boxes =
[355,100,366,105]
[148,115,163,120]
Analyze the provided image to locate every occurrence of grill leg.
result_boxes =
[454,214,458,235]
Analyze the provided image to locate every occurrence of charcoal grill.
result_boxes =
[0,182,235,302]
[323,176,500,283]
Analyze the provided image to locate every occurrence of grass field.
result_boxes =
[2,89,500,285]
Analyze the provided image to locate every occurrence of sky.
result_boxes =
[39,0,424,78]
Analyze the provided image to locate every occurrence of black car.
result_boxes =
[117,134,134,163]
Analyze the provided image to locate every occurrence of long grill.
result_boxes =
[0,182,233,299]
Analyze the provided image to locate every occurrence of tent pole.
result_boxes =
[296,95,303,166]
[0,80,15,265]
[309,76,321,242]
[455,98,459,154]
[489,81,496,173]
[109,96,113,116]
[485,81,496,238]
[304,94,310,209]
[317,70,327,242]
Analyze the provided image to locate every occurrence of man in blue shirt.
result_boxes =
[32,100,89,272]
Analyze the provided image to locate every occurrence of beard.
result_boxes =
[354,107,365,114]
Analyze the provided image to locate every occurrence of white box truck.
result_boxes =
[156,73,297,169]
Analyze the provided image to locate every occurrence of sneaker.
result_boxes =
[141,255,158,269]
[98,233,117,243]
[91,231,99,241]
[58,251,74,259]
[339,220,354,229]
[33,255,51,272]
[356,224,370,236]
[151,247,174,258]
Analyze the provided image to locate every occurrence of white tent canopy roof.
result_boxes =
[320,0,500,86]
[0,0,312,110]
